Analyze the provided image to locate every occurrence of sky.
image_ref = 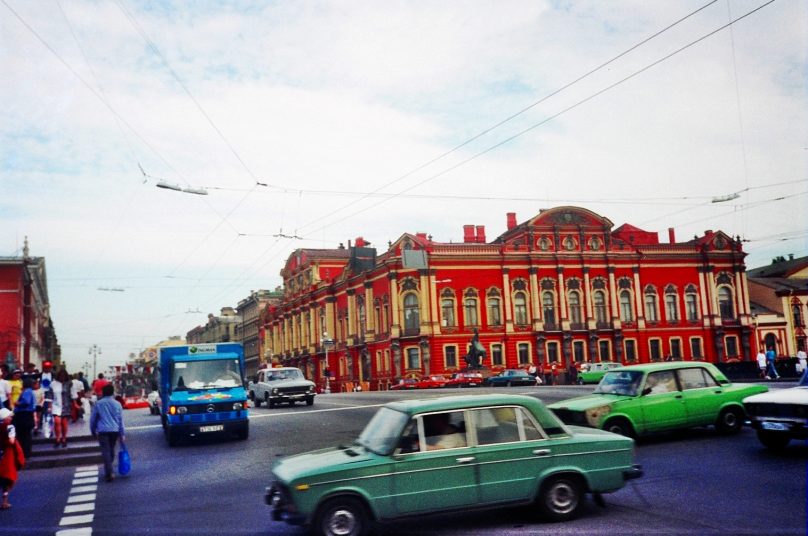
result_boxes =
[2,0,806,373]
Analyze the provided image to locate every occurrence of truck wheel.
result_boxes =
[314,496,370,536]
[536,474,583,522]
[306,397,314,406]
[167,429,180,447]
[237,426,249,441]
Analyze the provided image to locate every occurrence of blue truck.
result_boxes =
[158,343,250,446]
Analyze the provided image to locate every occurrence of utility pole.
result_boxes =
[89,344,101,379]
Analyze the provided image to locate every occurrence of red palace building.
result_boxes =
[259,206,754,393]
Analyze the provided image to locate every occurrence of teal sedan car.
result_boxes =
[266,394,641,536]
[549,362,768,438]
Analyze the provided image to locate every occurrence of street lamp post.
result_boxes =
[89,344,101,379]
[321,333,334,394]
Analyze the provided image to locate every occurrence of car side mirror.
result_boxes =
[642,387,652,396]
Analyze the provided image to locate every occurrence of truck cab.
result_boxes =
[159,343,249,446]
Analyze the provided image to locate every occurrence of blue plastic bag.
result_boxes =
[118,443,131,476]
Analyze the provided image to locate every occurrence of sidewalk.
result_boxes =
[27,414,102,470]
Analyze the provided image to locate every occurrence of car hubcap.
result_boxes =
[548,482,577,514]
[725,413,737,427]
[327,508,357,536]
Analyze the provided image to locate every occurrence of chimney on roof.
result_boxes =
[668,227,676,244]
[789,253,795,260]
[463,225,475,243]
[506,212,517,231]
[476,225,486,243]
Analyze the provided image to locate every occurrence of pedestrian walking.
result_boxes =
[90,384,125,482]
[51,368,72,448]
[765,347,780,380]
[12,377,36,459]
[796,349,807,376]
[0,407,25,510]
[756,350,767,379]
[8,370,22,409]
[70,374,86,422]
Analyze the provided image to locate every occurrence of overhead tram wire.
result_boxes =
[295,0,779,242]
[295,0,722,234]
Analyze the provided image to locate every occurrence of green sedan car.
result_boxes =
[549,362,768,438]
[266,394,642,536]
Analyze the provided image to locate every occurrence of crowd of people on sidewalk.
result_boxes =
[0,361,126,510]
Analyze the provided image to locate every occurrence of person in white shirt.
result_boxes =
[797,349,807,375]
[756,350,768,379]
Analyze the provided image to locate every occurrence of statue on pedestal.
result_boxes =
[463,328,486,369]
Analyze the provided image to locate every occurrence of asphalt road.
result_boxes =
[2,384,805,535]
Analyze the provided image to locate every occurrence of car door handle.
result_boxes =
[455,456,475,464]
[533,449,551,456]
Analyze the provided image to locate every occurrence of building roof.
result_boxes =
[747,255,808,278]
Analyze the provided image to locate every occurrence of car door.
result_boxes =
[676,367,724,425]
[639,370,688,433]
[391,411,478,514]
[470,406,553,504]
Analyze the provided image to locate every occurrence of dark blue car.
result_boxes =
[485,369,536,387]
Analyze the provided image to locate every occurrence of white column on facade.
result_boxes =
[419,271,431,335]
[428,273,440,335]
[347,290,356,338]
[389,274,401,338]
[529,268,541,329]
[583,270,593,319]
[709,272,720,325]
[365,284,375,335]
[557,269,568,320]
[502,270,513,333]
[633,269,646,329]
[608,270,619,322]
[698,271,711,327]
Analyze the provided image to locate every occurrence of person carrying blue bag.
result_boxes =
[90,383,125,482]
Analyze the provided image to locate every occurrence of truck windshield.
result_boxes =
[172,359,242,390]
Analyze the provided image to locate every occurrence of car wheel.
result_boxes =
[306,397,314,406]
[268,400,275,408]
[757,430,791,450]
[506,381,512,387]
[313,496,370,536]
[537,475,583,522]
[716,407,743,434]
[288,400,295,407]
[604,417,636,439]
[253,393,262,407]
[577,378,584,385]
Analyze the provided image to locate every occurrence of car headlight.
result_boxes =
[233,402,244,410]
[307,385,314,393]
[585,405,612,427]
[272,388,279,395]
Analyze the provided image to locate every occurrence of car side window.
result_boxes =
[474,408,516,445]
[645,370,678,394]
[422,411,467,451]
[678,368,719,390]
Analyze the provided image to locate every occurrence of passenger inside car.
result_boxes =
[424,412,466,450]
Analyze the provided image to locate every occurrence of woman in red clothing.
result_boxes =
[0,407,25,510]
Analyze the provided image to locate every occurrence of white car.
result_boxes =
[147,390,161,415]
[743,371,808,450]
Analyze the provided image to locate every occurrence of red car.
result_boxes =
[390,378,419,390]
[444,372,484,388]
[416,375,448,389]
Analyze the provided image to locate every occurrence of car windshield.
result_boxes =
[172,359,242,390]
[356,407,410,455]
[267,369,303,381]
[593,370,644,396]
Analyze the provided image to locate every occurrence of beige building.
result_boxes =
[139,335,187,369]
[186,307,241,345]
[748,255,807,356]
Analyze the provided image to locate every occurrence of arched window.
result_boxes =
[718,287,734,320]
[593,290,608,324]
[403,293,420,331]
[440,289,455,327]
[542,291,555,326]
[568,290,582,325]
[619,290,633,322]
[792,303,804,328]
[685,285,699,321]
[644,286,659,322]
[514,292,528,325]
[464,289,479,326]
[664,285,679,323]
[487,289,502,327]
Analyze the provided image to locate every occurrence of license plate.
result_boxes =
[761,421,788,431]
[200,424,224,433]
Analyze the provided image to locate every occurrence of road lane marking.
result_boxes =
[64,503,95,513]
[72,477,97,485]
[67,493,96,503]
[60,514,94,526]
[127,402,389,429]
[71,485,97,494]
[55,528,92,536]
